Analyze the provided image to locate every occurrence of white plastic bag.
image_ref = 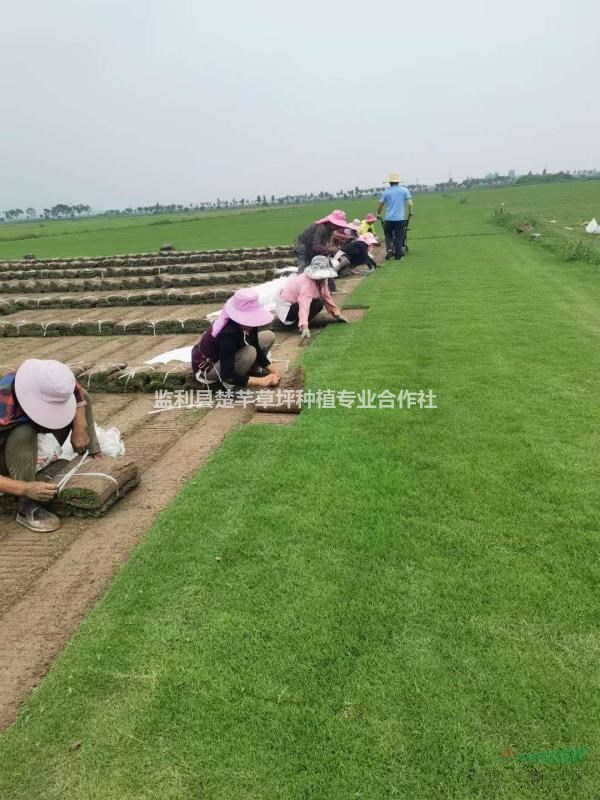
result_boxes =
[96,426,125,458]
[585,218,600,234]
[38,424,125,464]
[36,434,63,468]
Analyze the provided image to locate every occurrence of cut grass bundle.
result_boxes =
[46,456,140,517]
[0,257,294,282]
[2,287,236,313]
[0,247,294,269]
[0,268,273,295]
[78,362,128,391]
[255,365,305,414]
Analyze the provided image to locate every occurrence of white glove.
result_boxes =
[299,328,311,345]
[335,314,349,324]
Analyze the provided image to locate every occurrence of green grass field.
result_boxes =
[1,181,597,261]
[1,184,600,798]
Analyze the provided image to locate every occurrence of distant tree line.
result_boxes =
[515,169,575,186]
[435,168,600,194]
[0,203,91,223]
[100,187,388,218]
[2,169,598,223]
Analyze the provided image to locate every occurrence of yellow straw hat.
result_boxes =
[388,173,401,183]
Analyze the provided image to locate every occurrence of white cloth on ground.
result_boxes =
[145,345,193,365]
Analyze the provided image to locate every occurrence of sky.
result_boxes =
[1,0,599,211]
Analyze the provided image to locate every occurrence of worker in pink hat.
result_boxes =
[293,209,348,272]
[192,288,281,389]
[0,360,101,532]
[358,213,378,237]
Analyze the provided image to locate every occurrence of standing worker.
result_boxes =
[377,174,413,260]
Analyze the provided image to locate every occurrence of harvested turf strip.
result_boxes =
[0,269,273,294]
[255,366,304,414]
[0,247,293,272]
[43,456,140,517]
[146,363,196,391]
[1,287,237,314]
[0,258,295,281]
[78,362,128,391]
[0,316,210,338]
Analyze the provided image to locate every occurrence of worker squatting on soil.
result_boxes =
[273,256,349,344]
[192,288,281,389]
[0,359,101,532]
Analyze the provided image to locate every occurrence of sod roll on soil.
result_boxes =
[0,456,139,518]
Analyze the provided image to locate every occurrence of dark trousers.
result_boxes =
[383,220,407,259]
[286,299,324,324]
[294,246,311,273]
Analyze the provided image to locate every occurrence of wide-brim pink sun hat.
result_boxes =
[366,213,377,223]
[359,233,379,246]
[315,209,348,227]
[224,288,274,328]
[14,358,77,430]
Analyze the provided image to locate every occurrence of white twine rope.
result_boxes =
[85,362,125,388]
[118,367,138,387]
[122,319,145,331]
[54,452,119,497]
[41,320,62,336]
[162,364,188,382]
